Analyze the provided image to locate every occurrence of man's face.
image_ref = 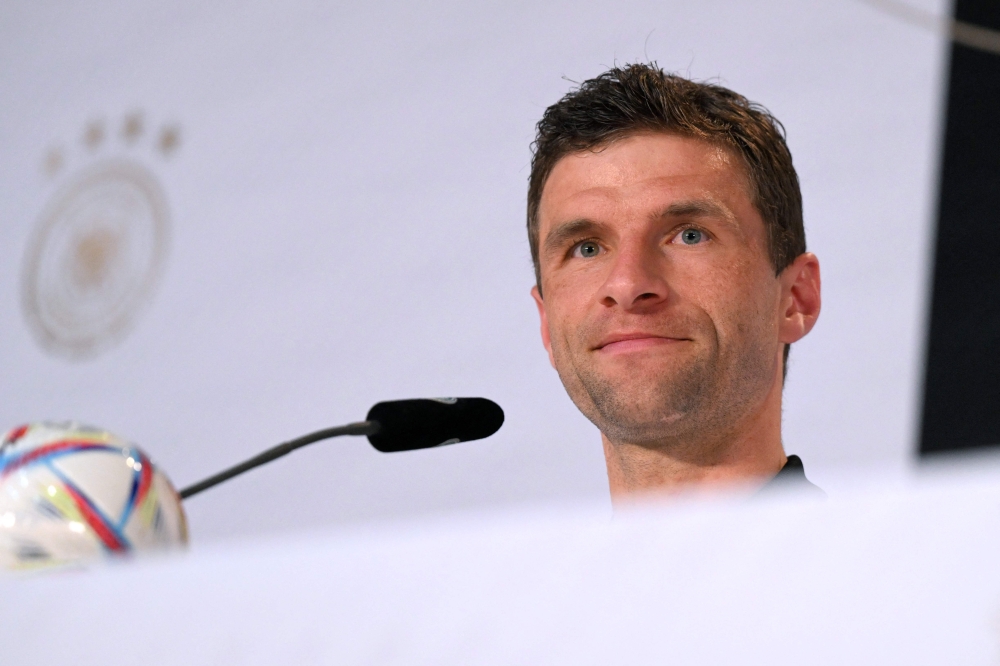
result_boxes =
[533,132,786,448]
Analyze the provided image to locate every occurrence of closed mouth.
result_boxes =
[594,333,690,351]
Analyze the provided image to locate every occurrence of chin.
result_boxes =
[597,412,690,446]
[598,358,693,388]
[583,383,694,439]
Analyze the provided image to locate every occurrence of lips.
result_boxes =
[594,332,690,352]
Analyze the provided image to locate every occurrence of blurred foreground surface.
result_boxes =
[2,455,1000,665]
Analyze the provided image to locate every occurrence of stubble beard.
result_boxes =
[552,324,775,454]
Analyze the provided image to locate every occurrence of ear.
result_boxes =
[778,252,821,345]
[531,285,557,369]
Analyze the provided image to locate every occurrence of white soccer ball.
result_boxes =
[0,422,187,570]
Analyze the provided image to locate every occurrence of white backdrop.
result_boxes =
[0,0,948,542]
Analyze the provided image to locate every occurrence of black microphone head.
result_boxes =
[365,398,504,453]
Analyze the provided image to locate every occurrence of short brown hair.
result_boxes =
[527,63,806,376]
[527,63,805,287]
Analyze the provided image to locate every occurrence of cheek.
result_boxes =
[542,296,580,350]
[727,283,781,346]
[686,257,776,339]
[547,255,608,291]
[542,270,600,328]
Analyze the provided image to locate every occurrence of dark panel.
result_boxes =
[920,1,1000,454]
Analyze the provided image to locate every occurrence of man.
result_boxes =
[528,64,822,502]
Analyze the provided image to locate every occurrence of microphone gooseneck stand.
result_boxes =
[176,397,505,500]
[178,421,380,499]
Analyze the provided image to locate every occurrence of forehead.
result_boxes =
[538,133,753,227]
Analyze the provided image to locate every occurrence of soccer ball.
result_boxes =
[0,421,187,570]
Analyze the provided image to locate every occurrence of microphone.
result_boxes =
[179,397,504,499]
[366,398,504,452]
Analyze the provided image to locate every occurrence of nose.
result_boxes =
[599,238,670,311]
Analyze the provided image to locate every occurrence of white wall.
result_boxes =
[0,0,949,542]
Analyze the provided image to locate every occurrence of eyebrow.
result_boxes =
[657,199,737,224]
[542,218,604,256]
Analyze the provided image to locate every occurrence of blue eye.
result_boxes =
[680,229,705,245]
[576,241,600,258]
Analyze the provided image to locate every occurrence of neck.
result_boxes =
[601,373,787,504]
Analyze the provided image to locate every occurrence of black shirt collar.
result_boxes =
[760,454,825,497]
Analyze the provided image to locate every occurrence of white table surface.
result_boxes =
[3,458,999,665]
